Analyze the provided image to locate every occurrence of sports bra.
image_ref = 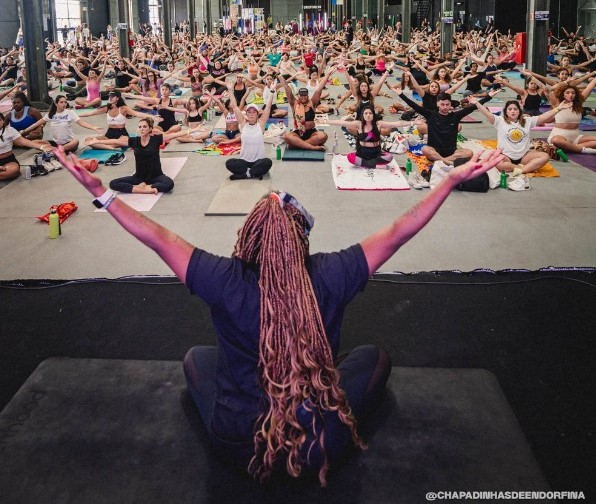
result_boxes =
[554,108,581,124]
[304,106,315,122]
[187,112,203,123]
[357,129,379,143]
[10,106,37,131]
[106,107,127,127]
[225,111,237,123]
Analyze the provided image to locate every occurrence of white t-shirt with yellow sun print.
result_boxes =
[493,115,538,161]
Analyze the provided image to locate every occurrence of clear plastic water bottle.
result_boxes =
[49,208,61,239]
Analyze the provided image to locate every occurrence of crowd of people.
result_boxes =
[1,17,595,484]
[1,19,594,185]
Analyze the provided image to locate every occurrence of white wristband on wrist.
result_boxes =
[92,189,117,209]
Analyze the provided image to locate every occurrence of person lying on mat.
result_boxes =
[224,81,274,180]
[394,87,499,164]
[54,143,505,487]
[320,105,412,167]
[470,97,573,174]
[280,70,334,151]
[85,117,203,194]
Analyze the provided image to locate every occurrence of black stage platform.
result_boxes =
[1,270,595,501]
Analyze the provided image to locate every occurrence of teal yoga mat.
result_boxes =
[282,148,326,161]
[79,149,127,162]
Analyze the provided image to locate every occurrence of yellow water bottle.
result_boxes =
[49,208,61,239]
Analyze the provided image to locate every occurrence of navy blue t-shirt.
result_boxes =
[185,243,369,442]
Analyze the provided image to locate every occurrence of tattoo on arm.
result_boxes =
[406,202,421,219]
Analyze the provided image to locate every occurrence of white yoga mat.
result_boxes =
[95,157,188,212]
[332,155,410,191]
[205,175,272,216]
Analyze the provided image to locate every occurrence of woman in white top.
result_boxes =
[470,97,573,174]
[0,113,52,180]
[224,80,274,180]
[21,95,103,153]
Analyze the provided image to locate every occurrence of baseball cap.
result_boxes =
[298,88,309,95]
[108,90,121,97]
[246,104,260,112]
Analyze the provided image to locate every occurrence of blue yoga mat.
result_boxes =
[79,149,126,162]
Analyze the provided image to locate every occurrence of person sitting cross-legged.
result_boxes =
[224,80,275,181]
[394,87,499,165]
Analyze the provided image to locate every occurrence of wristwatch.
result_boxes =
[92,189,117,209]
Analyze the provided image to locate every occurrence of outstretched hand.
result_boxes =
[447,149,505,185]
[54,145,104,195]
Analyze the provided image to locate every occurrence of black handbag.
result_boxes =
[453,157,489,193]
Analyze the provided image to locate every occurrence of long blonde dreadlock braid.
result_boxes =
[233,194,365,486]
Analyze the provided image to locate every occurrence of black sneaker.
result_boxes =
[111,153,126,165]
[105,153,125,165]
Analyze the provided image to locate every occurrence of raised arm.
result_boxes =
[536,100,573,126]
[406,71,426,97]
[360,150,504,274]
[226,80,246,127]
[394,86,427,116]
[371,63,393,97]
[258,90,275,129]
[493,75,524,96]
[54,146,194,282]
[580,75,596,100]
[467,95,496,124]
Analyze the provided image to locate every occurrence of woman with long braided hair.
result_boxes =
[54,145,505,485]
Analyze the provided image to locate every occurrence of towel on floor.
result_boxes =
[195,143,241,156]
[332,155,410,190]
[407,139,559,178]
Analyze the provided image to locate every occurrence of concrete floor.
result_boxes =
[1,73,595,280]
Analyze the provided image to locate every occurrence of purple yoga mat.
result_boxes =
[567,152,596,172]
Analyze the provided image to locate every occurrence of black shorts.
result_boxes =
[510,157,523,165]
[292,128,318,141]
[106,128,129,139]
[0,154,18,166]
[434,146,456,158]
[264,103,279,113]
[224,129,240,140]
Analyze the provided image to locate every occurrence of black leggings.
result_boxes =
[225,158,272,179]
[109,174,174,193]
[183,344,391,470]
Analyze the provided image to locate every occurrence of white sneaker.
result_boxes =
[407,171,423,189]
[416,171,430,188]
[42,161,55,173]
[507,174,530,191]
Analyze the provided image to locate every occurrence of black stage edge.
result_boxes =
[2,270,595,497]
